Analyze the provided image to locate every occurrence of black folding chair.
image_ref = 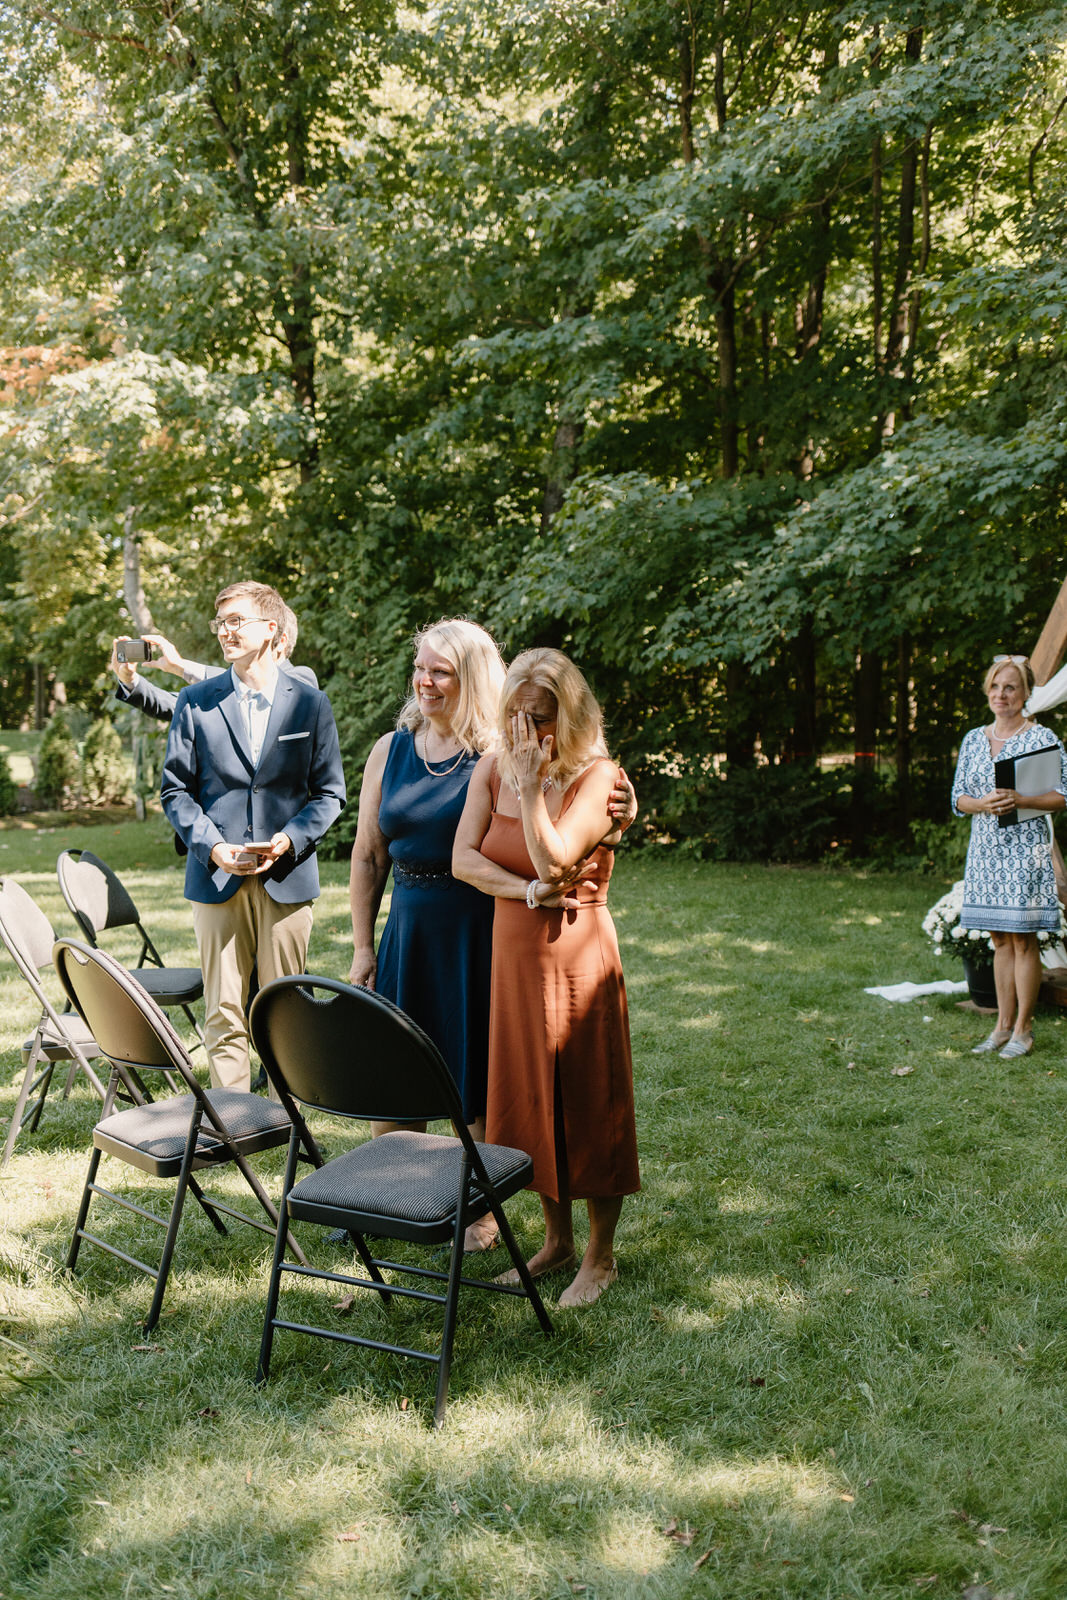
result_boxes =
[53,939,318,1332]
[56,849,204,1041]
[0,877,109,1167]
[249,975,553,1427]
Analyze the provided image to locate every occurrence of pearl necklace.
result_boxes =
[419,733,467,778]
[989,719,1029,753]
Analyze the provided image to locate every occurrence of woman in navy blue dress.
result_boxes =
[349,620,506,1134]
[349,618,636,1251]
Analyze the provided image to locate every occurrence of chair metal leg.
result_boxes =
[67,1146,104,1270]
[256,1132,302,1383]
[228,1145,309,1267]
[142,1122,202,1333]
[25,1065,56,1134]
[432,1204,471,1428]
[494,1205,554,1335]
[2,1050,51,1168]
[186,1175,229,1235]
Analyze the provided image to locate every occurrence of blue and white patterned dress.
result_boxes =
[951,722,1067,932]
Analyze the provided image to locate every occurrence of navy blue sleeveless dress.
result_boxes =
[375,730,492,1121]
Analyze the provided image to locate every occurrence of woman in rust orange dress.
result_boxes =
[453,648,639,1308]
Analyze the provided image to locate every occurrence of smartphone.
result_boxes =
[234,841,275,864]
[116,638,156,664]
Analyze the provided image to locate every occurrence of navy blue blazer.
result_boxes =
[161,669,346,905]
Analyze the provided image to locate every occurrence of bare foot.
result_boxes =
[463,1216,500,1253]
[494,1243,577,1286]
[558,1258,618,1309]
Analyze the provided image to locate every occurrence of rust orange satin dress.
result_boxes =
[482,761,640,1203]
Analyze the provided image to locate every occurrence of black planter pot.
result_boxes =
[961,953,997,1010]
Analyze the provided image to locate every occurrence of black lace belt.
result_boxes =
[391,859,456,887]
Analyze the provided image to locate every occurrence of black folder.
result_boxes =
[994,743,1062,827]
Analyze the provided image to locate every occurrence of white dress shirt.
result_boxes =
[231,665,278,765]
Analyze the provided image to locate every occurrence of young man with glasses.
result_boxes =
[161,581,346,1091]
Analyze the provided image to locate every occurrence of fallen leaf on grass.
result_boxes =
[399,1397,409,1411]
[693,1550,713,1571]
[748,1376,765,1387]
[891,1064,915,1077]
[839,1493,855,1503]
[332,1294,356,1314]
[196,1408,219,1420]
[334,1529,362,1543]
[245,1470,252,1486]
[978,1524,1008,1537]
[131,1344,162,1353]
[662,1519,694,1546]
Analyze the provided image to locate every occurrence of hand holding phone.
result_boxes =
[115,638,157,665]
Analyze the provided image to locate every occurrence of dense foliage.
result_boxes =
[1,1,1066,854]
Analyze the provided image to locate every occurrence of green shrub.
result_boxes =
[908,816,971,876]
[691,762,851,863]
[35,713,80,808]
[0,752,17,816]
[81,716,130,805]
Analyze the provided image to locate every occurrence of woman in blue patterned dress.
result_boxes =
[952,654,1067,1058]
[349,618,635,1249]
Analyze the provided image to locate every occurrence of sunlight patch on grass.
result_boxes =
[716,1188,783,1215]
[678,1012,724,1031]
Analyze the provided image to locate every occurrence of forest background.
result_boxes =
[1,0,1066,861]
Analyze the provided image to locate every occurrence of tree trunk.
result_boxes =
[538,416,586,535]
[895,633,913,829]
[724,660,758,771]
[122,506,154,634]
[786,624,817,762]
[879,27,924,438]
[851,650,882,853]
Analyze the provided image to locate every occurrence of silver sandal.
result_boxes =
[972,1031,1010,1054]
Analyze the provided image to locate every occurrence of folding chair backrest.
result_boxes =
[0,877,57,985]
[57,850,141,943]
[53,939,193,1082]
[250,976,461,1125]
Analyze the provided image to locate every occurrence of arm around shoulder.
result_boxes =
[349,732,394,987]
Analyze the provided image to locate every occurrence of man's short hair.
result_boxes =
[214,582,287,632]
[279,603,298,660]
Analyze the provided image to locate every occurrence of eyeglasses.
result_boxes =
[210,614,271,636]
[993,654,1028,666]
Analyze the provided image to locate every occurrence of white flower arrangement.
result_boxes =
[922,880,1067,964]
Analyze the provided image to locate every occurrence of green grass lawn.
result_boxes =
[2,825,1067,1599]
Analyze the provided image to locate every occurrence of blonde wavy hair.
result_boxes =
[396,618,507,754]
[982,654,1034,699]
[496,648,609,790]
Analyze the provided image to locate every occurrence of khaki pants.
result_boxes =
[192,878,314,1091]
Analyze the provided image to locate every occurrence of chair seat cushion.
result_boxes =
[130,966,204,1005]
[288,1130,533,1232]
[95,1087,290,1172]
[24,1011,98,1062]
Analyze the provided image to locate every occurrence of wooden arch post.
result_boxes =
[1031,573,1067,686]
